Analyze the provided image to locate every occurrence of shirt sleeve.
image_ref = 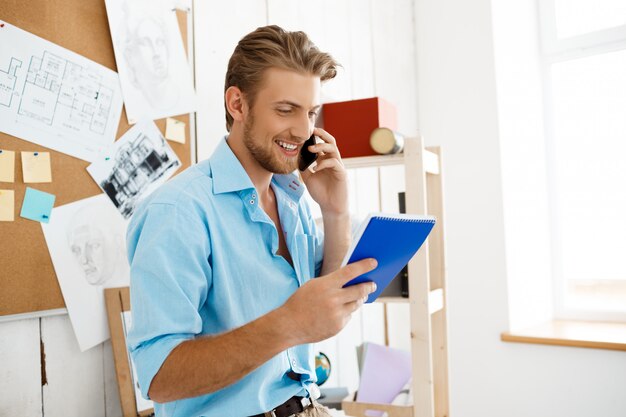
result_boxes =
[125,202,212,400]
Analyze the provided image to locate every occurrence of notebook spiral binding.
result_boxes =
[373,215,436,224]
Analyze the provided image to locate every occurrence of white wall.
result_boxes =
[414,0,626,416]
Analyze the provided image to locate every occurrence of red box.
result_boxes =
[322,97,397,158]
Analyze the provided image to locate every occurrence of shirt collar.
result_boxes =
[209,136,305,202]
[272,173,305,202]
[209,137,255,194]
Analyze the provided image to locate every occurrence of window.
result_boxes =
[540,0,626,321]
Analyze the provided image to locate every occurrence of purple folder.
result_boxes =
[356,342,412,404]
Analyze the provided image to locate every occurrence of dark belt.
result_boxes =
[250,395,313,417]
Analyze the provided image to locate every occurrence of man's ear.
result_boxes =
[225,86,247,124]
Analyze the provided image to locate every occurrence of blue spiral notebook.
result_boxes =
[341,213,436,303]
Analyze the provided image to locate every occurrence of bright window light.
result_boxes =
[554,0,626,39]
[551,49,626,313]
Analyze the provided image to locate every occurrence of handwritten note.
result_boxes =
[165,118,186,144]
[0,150,15,182]
[0,189,14,221]
[22,151,52,183]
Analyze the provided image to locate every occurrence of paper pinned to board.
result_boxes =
[0,21,123,162]
[0,189,15,221]
[0,150,15,182]
[87,119,181,219]
[165,117,186,144]
[40,194,130,352]
[104,0,196,124]
[21,151,52,183]
[20,187,55,223]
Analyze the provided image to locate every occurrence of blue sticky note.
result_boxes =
[20,187,55,223]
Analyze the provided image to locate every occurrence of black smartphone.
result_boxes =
[299,134,318,171]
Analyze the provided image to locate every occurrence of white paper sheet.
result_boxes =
[87,119,181,219]
[41,194,130,352]
[121,311,154,413]
[104,0,196,124]
[0,21,123,162]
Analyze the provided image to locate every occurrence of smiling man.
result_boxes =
[126,25,377,417]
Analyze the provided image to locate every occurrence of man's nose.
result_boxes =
[290,112,314,141]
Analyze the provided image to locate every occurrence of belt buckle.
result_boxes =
[263,411,277,417]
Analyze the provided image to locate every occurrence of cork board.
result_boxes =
[0,0,193,317]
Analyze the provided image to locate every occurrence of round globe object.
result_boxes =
[315,352,331,386]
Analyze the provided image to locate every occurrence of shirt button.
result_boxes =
[292,359,297,366]
[252,194,257,199]
[249,200,255,204]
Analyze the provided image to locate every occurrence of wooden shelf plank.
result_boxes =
[343,154,405,169]
[375,290,443,314]
[343,146,439,174]
[376,296,409,303]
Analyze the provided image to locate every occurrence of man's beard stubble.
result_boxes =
[243,114,298,175]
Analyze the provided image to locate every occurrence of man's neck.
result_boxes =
[225,128,273,195]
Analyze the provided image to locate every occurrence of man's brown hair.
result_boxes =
[224,25,340,132]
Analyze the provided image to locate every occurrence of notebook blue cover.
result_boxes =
[341,213,436,303]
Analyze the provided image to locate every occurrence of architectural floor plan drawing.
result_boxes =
[0,58,22,107]
[0,21,123,162]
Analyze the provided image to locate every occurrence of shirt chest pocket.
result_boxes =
[294,233,315,285]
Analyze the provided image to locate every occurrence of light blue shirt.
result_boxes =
[126,137,324,417]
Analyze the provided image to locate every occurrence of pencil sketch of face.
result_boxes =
[67,203,123,286]
[119,2,179,111]
[125,17,169,85]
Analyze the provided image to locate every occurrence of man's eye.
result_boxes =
[277,109,291,114]
[71,246,81,256]
[309,112,318,118]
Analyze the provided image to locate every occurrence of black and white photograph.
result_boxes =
[87,119,180,219]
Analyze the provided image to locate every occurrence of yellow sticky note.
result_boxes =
[0,150,15,182]
[22,151,52,183]
[165,118,186,144]
[0,189,14,221]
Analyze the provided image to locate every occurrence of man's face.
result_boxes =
[242,67,321,174]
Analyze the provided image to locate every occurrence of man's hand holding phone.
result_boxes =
[299,127,348,217]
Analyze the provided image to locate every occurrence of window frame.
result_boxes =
[539,0,626,322]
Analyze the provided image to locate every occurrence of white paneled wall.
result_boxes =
[0,1,418,415]
[0,314,122,417]
[0,318,41,417]
[41,316,106,417]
